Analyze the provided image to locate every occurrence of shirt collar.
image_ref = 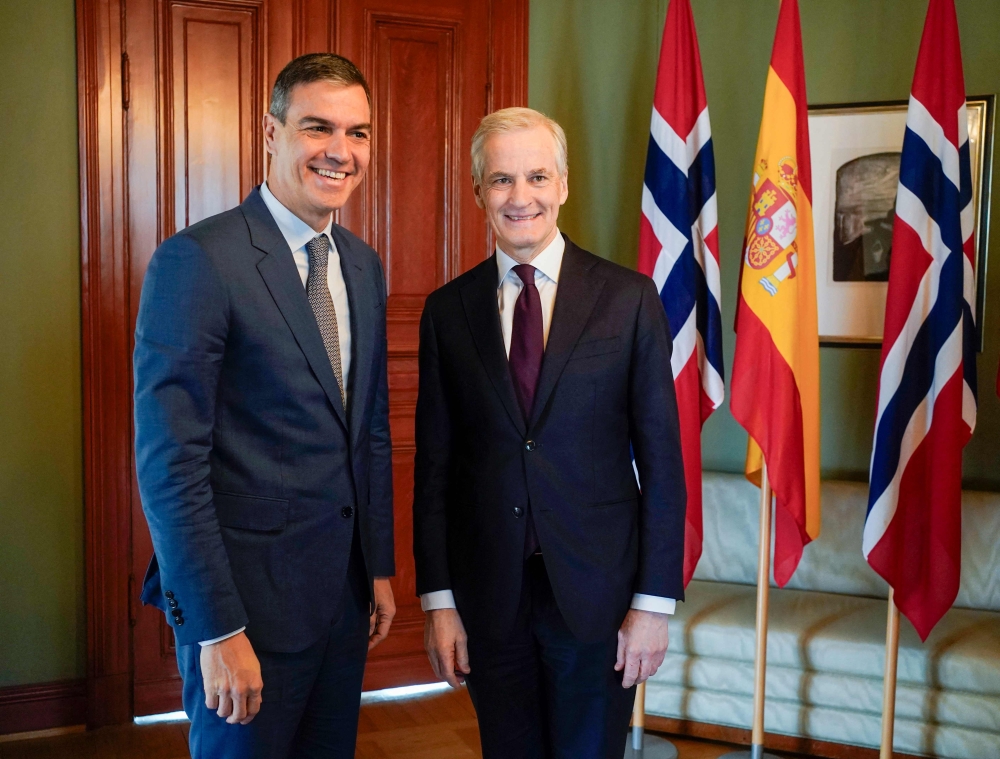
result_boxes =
[259,181,334,253]
[495,230,565,288]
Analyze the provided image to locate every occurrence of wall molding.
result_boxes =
[0,680,86,736]
[77,0,135,730]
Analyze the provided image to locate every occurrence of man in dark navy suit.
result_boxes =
[134,54,395,758]
[413,108,687,759]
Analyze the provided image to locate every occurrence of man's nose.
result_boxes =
[324,131,349,164]
[508,177,531,206]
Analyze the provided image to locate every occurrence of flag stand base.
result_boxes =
[719,746,780,759]
[623,732,678,758]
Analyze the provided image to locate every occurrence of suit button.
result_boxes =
[171,608,183,618]
[341,506,354,519]
[164,590,175,600]
[513,506,524,518]
[175,617,184,626]
[524,440,536,452]
[168,599,178,609]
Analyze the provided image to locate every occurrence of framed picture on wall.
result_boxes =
[808,96,995,348]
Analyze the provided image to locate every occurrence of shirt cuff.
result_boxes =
[420,590,457,611]
[199,627,246,646]
[630,594,676,615]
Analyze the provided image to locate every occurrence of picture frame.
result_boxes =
[808,95,995,349]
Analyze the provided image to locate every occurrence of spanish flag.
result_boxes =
[731,0,820,587]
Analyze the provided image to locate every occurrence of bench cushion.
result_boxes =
[647,580,1000,757]
[694,474,1000,612]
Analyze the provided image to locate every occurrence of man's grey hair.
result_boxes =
[470,107,568,187]
[269,53,371,124]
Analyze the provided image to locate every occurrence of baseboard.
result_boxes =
[0,679,86,736]
[645,715,926,759]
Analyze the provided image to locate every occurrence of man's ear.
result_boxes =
[472,179,485,209]
[559,171,569,206]
[262,113,279,155]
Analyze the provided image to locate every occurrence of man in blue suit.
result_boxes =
[134,54,395,758]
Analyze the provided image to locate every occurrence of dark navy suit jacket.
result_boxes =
[413,237,686,645]
[134,188,394,652]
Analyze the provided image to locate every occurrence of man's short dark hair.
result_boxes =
[269,53,372,123]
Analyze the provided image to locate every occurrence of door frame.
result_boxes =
[76,0,528,727]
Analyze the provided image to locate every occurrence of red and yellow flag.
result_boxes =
[731,0,820,587]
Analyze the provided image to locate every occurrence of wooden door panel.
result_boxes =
[374,18,457,298]
[168,4,262,230]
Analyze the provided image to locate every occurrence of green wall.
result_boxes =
[530,0,1000,489]
[0,0,84,686]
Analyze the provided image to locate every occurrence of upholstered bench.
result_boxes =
[645,473,1000,758]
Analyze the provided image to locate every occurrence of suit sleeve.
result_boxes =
[412,300,453,596]
[366,256,395,577]
[133,234,249,646]
[628,276,687,602]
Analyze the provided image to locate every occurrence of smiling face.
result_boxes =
[475,126,569,263]
[263,80,371,231]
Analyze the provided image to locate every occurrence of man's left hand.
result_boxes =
[369,578,396,650]
[615,609,669,688]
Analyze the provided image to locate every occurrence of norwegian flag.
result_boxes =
[864,0,977,641]
[638,0,724,586]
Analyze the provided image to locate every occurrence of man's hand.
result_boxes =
[424,608,470,688]
[615,609,669,688]
[369,578,396,651]
[200,631,263,725]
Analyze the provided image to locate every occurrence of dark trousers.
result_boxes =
[465,555,635,759]
[176,534,370,759]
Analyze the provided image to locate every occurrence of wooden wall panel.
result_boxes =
[362,12,464,690]
[167,3,261,232]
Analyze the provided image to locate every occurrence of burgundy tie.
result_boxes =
[509,264,543,557]
[509,264,544,419]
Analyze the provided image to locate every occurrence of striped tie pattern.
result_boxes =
[306,235,345,408]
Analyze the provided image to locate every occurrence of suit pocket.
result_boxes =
[591,496,637,509]
[214,491,289,532]
[569,336,621,361]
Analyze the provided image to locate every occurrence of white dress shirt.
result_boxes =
[421,230,676,616]
[199,182,354,647]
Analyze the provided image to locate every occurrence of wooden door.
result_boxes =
[88,0,527,719]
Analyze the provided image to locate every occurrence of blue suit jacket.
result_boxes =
[134,188,394,652]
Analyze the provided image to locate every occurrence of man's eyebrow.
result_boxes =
[486,170,513,181]
[526,167,552,175]
[296,116,372,132]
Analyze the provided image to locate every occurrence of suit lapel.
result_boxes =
[460,257,526,437]
[243,189,349,432]
[332,224,378,446]
[529,239,605,430]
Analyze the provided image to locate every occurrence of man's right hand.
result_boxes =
[200,631,263,725]
[424,608,470,688]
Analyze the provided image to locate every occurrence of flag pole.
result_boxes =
[626,680,679,758]
[632,681,646,752]
[879,590,901,759]
[721,459,779,759]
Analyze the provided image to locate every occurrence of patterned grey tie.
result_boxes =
[305,235,345,408]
